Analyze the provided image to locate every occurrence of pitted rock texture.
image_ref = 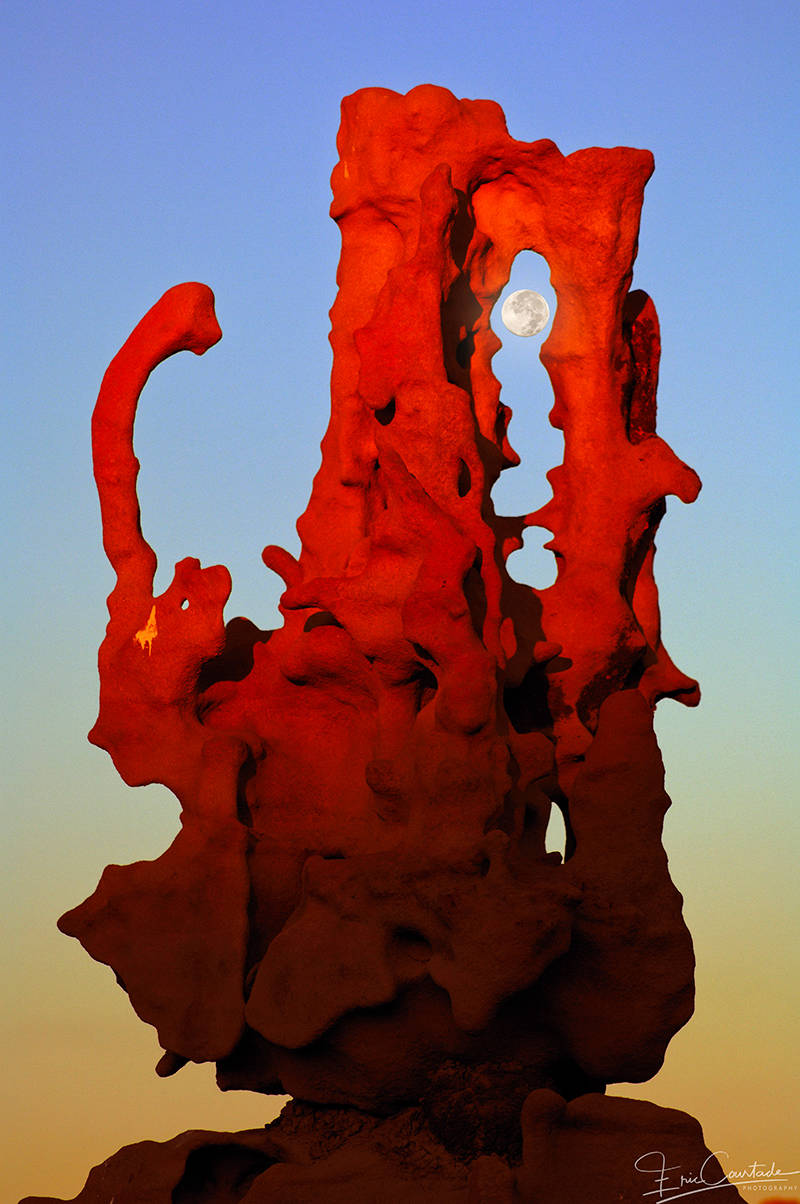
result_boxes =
[42,83,717,1201]
[21,1092,743,1202]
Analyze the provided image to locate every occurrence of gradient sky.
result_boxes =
[3,2,798,1200]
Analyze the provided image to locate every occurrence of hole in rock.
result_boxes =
[463,561,487,637]
[414,666,438,711]
[393,927,433,962]
[173,1143,274,1203]
[442,264,482,384]
[544,801,567,859]
[412,642,437,663]
[236,755,257,828]
[504,665,552,734]
[303,610,343,632]
[455,328,475,368]
[180,597,189,610]
[374,398,396,425]
[457,458,471,497]
[490,250,562,590]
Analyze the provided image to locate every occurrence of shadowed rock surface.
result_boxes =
[21,1093,736,1202]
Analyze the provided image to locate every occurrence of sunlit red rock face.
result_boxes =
[29,85,743,1202]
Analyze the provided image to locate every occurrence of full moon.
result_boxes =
[501,289,550,337]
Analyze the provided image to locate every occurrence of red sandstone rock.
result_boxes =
[22,1093,743,1202]
[36,85,721,1201]
[516,1091,738,1203]
[19,1128,275,1204]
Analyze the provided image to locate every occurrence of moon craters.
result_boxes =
[501,290,550,337]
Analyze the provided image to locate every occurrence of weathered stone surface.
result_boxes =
[19,1128,275,1204]
[515,1091,737,1203]
[22,1092,742,1202]
[34,83,727,1201]
[59,800,249,1062]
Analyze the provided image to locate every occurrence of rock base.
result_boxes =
[21,1091,744,1203]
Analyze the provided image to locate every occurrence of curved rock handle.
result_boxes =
[89,284,230,794]
[93,282,222,603]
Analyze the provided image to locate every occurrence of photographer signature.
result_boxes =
[634,1149,799,1200]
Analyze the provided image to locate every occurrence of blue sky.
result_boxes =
[3,2,798,1199]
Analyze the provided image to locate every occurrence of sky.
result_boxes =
[2,1,798,1200]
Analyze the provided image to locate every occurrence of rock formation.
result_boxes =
[23,85,742,1202]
